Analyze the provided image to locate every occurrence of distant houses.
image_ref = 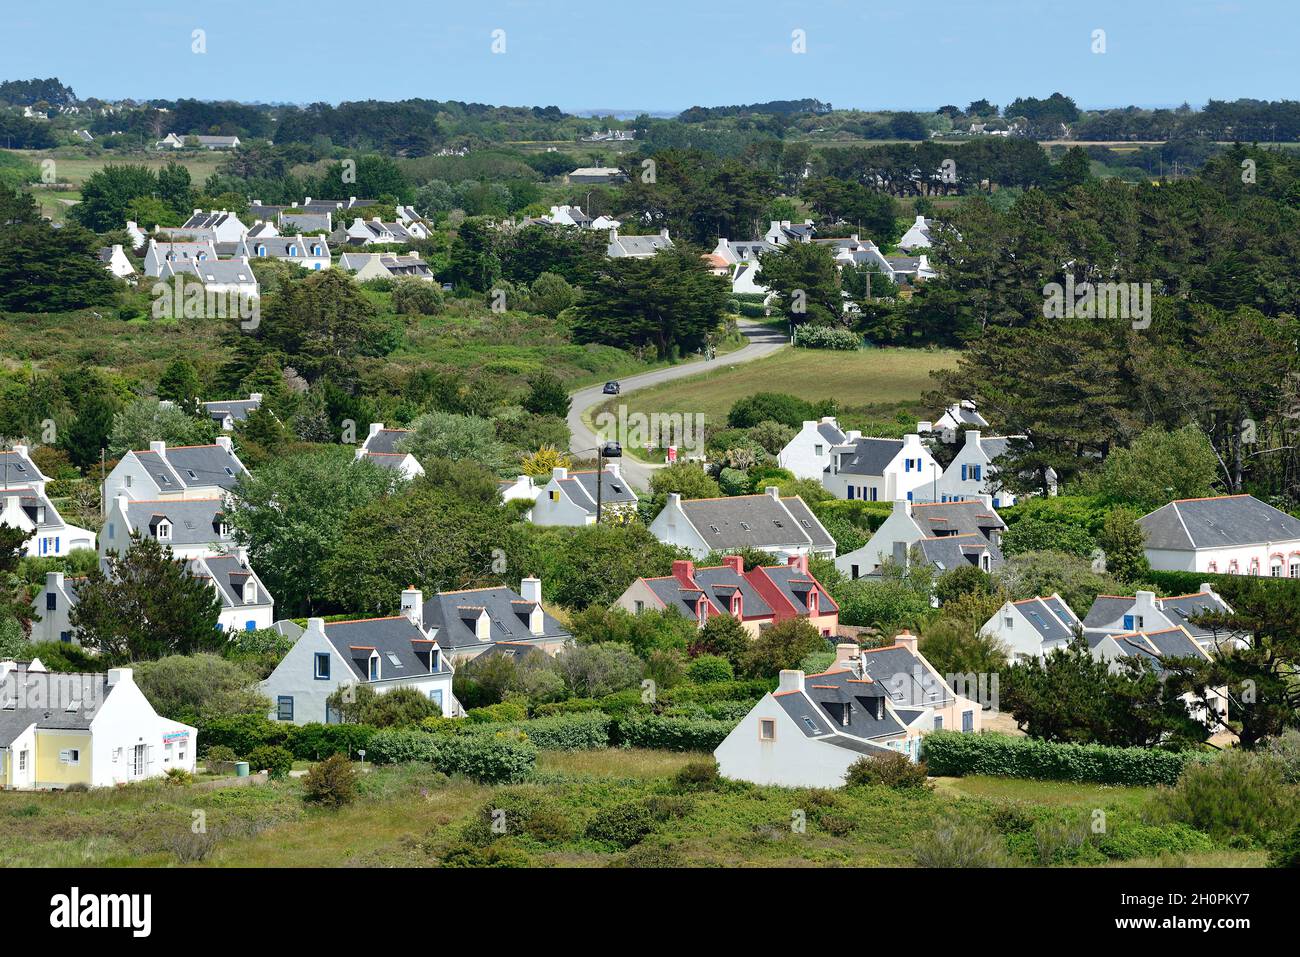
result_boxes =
[155,133,240,150]
[836,498,1006,580]
[607,228,673,258]
[649,488,836,561]
[1138,494,1300,576]
[0,445,97,557]
[356,423,423,478]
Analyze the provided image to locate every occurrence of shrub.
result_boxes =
[247,744,294,780]
[912,818,1009,867]
[466,700,530,724]
[302,754,358,808]
[197,714,291,757]
[164,767,193,786]
[686,655,734,684]
[618,843,686,867]
[366,728,439,765]
[441,841,534,868]
[435,733,537,784]
[1262,729,1300,785]
[510,712,611,751]
[674,759,722,793]
[613,714,733,752]
[289,723,375,761]
[922,731,1200,786]
[793,325,861,350]
[844,752,931,790]
[459,789,576,846]
[1162,750,1296,846]
[586,801,659,848]
[818,814,857,837]
[1270,820,1300,868]
[205,745,237,771]
[134,654,267,726]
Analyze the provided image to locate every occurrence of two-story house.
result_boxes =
[821,433,940,504]
[175,209,249,245]
[102,437,248,513]
[777,417,848,481]
[1138,494,1300,576]
[420,578,573,664]
[236,234,331,270]
[649,488,836,560]
[0,445,96,557]
[188,552,275,633]
[200,393,263,431]
[979,594,1084,661]
[355,423,423,478]
[142,238,220,278]
[99,496,237,564]
[928,430,1056,508]
[529,465,638,525]
[615,554,839,637]
[29,571,87,644]
[836,497,1006,579]
[1082,585,1238,654]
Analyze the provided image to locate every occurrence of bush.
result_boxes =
[438,711,613,751]
[1270,820,1300,868]
[204,745,237,771]
[1163,750,1296,846]
[912,818,1009,867]
[435,733,537,784]
[288,723,375,761]
[1263,729,1300,785]
[793,325,861,350]
[844,752,931,790]
[366,728,439,764]
[165,767,193,786]
[686,655,734,684]
[922,731,1200,787]
[133,654,267,726]
[247,744,294,780]
[199,715,291,757]
[466,700,529,724]
[674,759,722,793]
[613,714,733,752]
[585,801,659,848]
[302,754,358,808]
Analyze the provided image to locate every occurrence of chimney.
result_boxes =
[307,617,326,637]
[1199,582,1214,595]
[519,576,542,605]
[917,420,932,434]
[833,643,860,671]
[12,443,28,459]
[215,435,233,452]
[845,430,862,442]
[249,392,263,402]
[787,553,809,575]
[106,667,133,686]
[777,670,805,694]
[765,485,781,500]
[894,629,918,654]
[659,227,671,241]
[667,492,682,509]
[149,440,166,455]
[401,586,423,628]
[904,432,921,448]
[722,555,744,574]
[369,423,383,440]
[304,197,312,205]
[605,460,620,478]
[965,429,981,447]
[552,466,568,482]
[475,610,491,643]
[46,570,63,591]
[671,560,695,584]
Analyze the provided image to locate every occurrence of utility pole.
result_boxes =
[595,445,604,524]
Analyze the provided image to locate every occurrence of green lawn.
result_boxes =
[594,346,960,427]
[0,752,1264,868]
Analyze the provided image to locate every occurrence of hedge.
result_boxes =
[367,728,440,764]
[793,325,862,350]
[198,716,375,761]
[921,731,1205,787]
[434,733,537,784]
[612,715,733,752]
[657,679,773,706]
[1138,568,1300,598]
[434,711,613,751]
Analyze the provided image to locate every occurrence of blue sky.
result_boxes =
[5,0,1296,113]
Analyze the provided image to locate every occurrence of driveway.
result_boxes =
[567,320,788,490]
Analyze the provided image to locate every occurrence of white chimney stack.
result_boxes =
[401,586,424,628]
[777,670,805,694]
[520,577,542,605]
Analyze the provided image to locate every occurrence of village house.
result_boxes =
[338,251,435,282]
[176,209,249,245]
[1138,494,1300,576]
[158,256,260,302]
[607,228,674,258]
[836,497,1006,580]
[142,238,219,277]
[614,554,839,637]
[0,660,196,790]
[777,416,848,480]
[926,429,1054,508]
[99,496,238,564]
[354,422,424,477]
[260,597,458,725]
[98,244,135,279]
[29,571,86,644]
[155,133,240,150]
[1081,585,1238,654]
[764,219,816,246]
[566,167,627,185]
[821,432,940,503]
[714,632,982,788]
[0,445,97,557]
[188,552,275,633]
[102,437,248,511]
[1088,625,1229,728]
[352,445,423,479]
[236,234,330,270]
[528,465,638,526]
[897,214,936,252]
[334,217,426,247]
[200,393,263,431]
[925,401,988,442]
[649,488,836,560]
[980,594,1084,660]
[420,579,573,664]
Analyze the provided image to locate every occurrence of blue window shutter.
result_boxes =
[961,464,968,480]
[1123,614,1135,630]
[245,621,255,631]
[907,491,913,502]
[904,459,910,472]
[974,465,982,481]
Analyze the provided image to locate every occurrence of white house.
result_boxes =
[236,234,330,270]
[176,209,248,245]
[821,433,939,504]
[1082,585,1238,654]
[201,393,263,431]
[0,660,196,790]
[159,257,260,302]
[897,215,935,252]
[353,446,424,479]
[925,401,988,442]
[103,437,248,512]
[354,423,425,478]
[980,594,1083,661]
[142,238,219,277]
[100,495,238,564]
[529,465,638,526]
[338,251,435,282]
[0,445,96,557]
[420,578,573,663]
[189,552,275,633]
[778,417,848,480]
[29,571,87,644]
[1138,494,1300,576]
[714,633,982,788]
[764,219,816,246]
[927,430,1050,508]
[98,245,135,279]
[607,228,673,258]
[836,497,1006,580]
[498,475,542,516]
[1087,626,1229,729]
[259,597,458,726]
[649,488,836,560]
[338,217,425,246]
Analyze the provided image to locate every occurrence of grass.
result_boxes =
[592,346,959,427]
[0,752,1267,868]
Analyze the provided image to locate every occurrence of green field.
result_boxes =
[594,346,960,427]
[0,749,1261,868]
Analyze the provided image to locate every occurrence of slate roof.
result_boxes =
[421,587,571,653]
[322,617,451,680]
[1012,596,1078,644]
[791,668,905,740]
[690,565,774,618]
[556,469,638,514]
[757,564,830,616]
[1083,591,1232,641]
[139,444,246,491]
[1139,495,1300,550]
[609,233,673,256]
[163,258,257,286]
[817,421,847,444]
[0,449,45,484]
[910,499,1006,538]
[918,533,1001,571]
[677,494,835,552]
[362,428,410,455]
[189,554,269,607]
[201,398,261,424]
[242,235,329,259]
[181,211,237,231]
[280,212,332,234]
[857,645,954,709]
[0,665,111,746]
[1104,627,1210,674]
[123,499,232,547]
[643,577,709,618]
[831,437,903,477]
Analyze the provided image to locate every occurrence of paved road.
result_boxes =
[567,321,789,490]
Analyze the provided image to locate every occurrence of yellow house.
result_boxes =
[0,659,196,790]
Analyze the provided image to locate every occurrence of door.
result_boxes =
[132,744,145,777]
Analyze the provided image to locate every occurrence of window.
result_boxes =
[46,592,56,611]
[972,465,982,481]
[1123,614,1135,631]
[759,718,776,741]
[1004,616,1013,629]
[59,749,80,764]
[850,564,859,579]
[633,600,644,614]
[1291,558,1300,578]
[548,490,559,501]
[904,459,912,472]
[933,715,943,730]
[18,750,27,771]
[156,522,171,540]
[314,653,330,679]
[813,444,823,455]
[870,487,878,502]
[962,711,974,732]
[368,657,379,681]
[847,485,855,500]
[277,696,294,721]
[429,689,443,708]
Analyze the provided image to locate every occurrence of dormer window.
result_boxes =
[256,244,266,256]
[156,521,171,540]
[368,654,380,681]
